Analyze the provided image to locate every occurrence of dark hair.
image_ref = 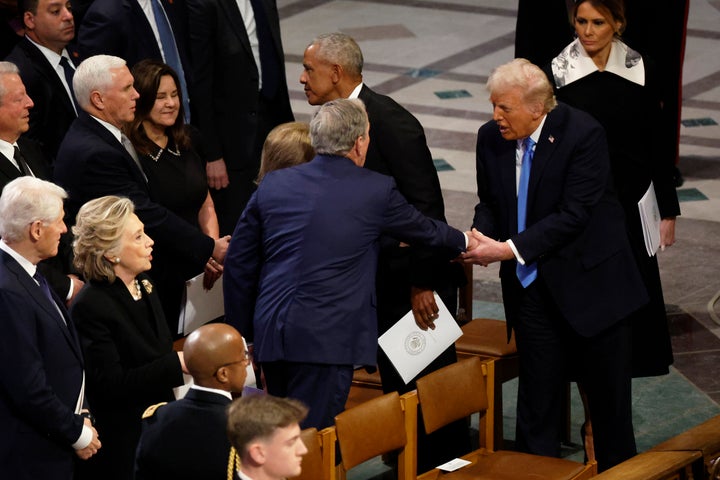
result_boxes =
[572,0,626,36]
[17,0,39,14]
[126,59,191,156]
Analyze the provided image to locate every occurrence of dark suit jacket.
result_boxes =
[54,112,213,274]
[77,0,192,86]
[187,0,293,166]
[223,154,467,366]
[472,103,648,337]
[0,250,85,480]
[0,138,72,298]
[70,273,183,479]
[135,388,232,480]
[358,85,464,331]
[5,38,77,164]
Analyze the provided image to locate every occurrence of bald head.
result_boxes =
[184,324,248,392]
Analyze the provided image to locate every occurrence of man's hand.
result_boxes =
[76,419,101,460]
[461,228,513,266]
[659,217,676,251]
[411,287,439,330]
[211,235,231,264]
[207,159,230,190]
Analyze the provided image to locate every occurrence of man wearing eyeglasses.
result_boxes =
[134,323,249,480]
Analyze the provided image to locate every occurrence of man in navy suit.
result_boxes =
[0,176,101,480]
[5,0,78,165]
[135,323,249,480]
[224,98,475,429]
[462,59,647,471]
[300,32,469,470]
[53,55,229,299]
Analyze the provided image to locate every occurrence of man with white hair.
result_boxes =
[53,55,229,320]
[0,176,101,480]
[0,61,81,304]
[224,98,476,430]
[462,58,646,470]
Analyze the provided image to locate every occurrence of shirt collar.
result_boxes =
[26,35,72,70]
[347,82,363,99]
[0,239,37,277]
[516,114,547,150]
[0,138,17,165]
[551,38,644,88]
[91,116,123,143]
[190,384,233,400]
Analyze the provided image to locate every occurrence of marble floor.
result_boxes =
[275,0,720,475]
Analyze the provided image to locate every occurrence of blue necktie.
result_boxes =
[59,56,79,114]
[150,0,191,122]
[516,137,537,288]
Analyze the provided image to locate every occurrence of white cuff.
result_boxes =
[507,239,526,265]
[72,423,93,450]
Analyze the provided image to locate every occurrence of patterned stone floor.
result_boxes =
[275,0,720,476]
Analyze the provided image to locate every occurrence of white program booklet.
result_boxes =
[638,181,661,257]
[378,293,463,384]
[178,272,225,336]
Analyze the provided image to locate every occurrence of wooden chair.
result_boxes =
[415,357,596,480]
[591,451,701,480]
[650,414,720,479]
[346,367,384,410]
[334,391,416,480]
[292,427,336,480]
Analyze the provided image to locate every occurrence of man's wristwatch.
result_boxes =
[80,411,96,426]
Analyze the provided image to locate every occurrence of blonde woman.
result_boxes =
[71,196,186,480]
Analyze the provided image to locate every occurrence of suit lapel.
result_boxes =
[79,113,149,186]
[17,138,51,180]
[527,109,563,217]
[1,251,83,361]
[219,0,254,58]
[497,139,519,234]
[128,0,163,58]
[139,274,174,346]
[0,152,23,184]
[19,38,77,116]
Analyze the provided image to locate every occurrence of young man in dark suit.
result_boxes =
[5,0,78,165]
[0,176,101,480]
[462,58,647,471]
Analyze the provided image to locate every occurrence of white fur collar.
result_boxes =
[551,38,644,88]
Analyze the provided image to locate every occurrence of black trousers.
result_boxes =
[507,279,636,472]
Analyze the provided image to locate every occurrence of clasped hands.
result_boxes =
[460,228,513,267]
